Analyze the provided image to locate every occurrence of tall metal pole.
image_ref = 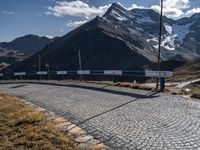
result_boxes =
[39,55,41,72]
[78,49,82,80]
[156,0,164,91]
[39,55,41,80]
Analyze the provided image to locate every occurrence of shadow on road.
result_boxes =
[68,91,157,132]
[0,81,159,135]
[0,81,159,99]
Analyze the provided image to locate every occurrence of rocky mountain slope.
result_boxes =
[3,16,157,72]
[3,3,200,72]
[103,3,200,61]
[171,58,200,81]
[0,35,57,70]
[0,34,56,55]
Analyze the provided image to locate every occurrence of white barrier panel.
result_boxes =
[78,70,90,75]
[57,71,67,75]
[104,70,122,76]
[36,71,48,75]
[0,73,3,76]
[145,71,173,78]
[14,72,26,76]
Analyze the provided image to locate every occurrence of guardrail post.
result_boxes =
[160,77,165,91]
[112,76,116,83]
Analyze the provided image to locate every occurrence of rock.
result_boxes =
[87,139,101,145]
[75,135,94,143]
[78,143,91,150]
[185,88,192,94]
[89,143,111,150]
[36,107,46,112]
[68,126,86,137]
[54,117,66,123]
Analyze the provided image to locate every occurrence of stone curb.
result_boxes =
[20,99,111,150]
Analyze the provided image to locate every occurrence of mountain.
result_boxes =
[0,34,56,55]
[103,3,200,61]
[3,16,157,72]
[3,3,200,73]
[170,58,200,81]
[0,47,28,70]
[0,34,57,70]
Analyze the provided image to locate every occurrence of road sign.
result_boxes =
[36,71,47,75]
[77,70,90,75]
[145,71,173,78]
[14,72,26,76]
[104,70,122,76]
[57,71,67,75]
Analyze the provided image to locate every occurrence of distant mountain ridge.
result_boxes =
[0,34,56,55]
[103,3,200,61]
[170,58,200,81]
[0,34,57,70]
[3,16,158,72]
[3,3,200,73]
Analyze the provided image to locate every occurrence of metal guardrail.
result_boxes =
[0,70,173,90]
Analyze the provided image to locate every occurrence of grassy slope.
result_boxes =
[0,92,77,150]
[170,58,200,81]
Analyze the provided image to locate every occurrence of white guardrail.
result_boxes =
[0,70,173,78]
[0,70,173,90]
[14,72,26,76]
[36,71,48,75]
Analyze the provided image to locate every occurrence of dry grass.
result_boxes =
[165,82,200,100]
[0,92,78,150]
[86,81,155,91]
[185,83,200,99]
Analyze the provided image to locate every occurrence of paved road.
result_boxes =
[1,81,200,150]
[176,78,200,88]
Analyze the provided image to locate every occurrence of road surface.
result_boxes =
[176,78,200,88]
[1,81,200,149]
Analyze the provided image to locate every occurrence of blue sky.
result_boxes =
[1,0,200,42]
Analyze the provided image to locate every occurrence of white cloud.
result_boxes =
[66,20,88,27]
[46,0,200,21]
[2,10,15,15]
[151,5,184,18]
[45,35,54,39]
[186,7,200,17]
[46,0,110,19]
[164,0,190,9]
[151,0,190,19]
[127,4,145,10]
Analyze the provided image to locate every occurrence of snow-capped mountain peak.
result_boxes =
[103,4,200,60]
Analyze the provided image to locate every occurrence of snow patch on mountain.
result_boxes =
[148,35,176,51]
[161,35,177,50]
[164,24,173,34]
[147,37,157,43]
[110,10,127,21]
[172,22,194,42]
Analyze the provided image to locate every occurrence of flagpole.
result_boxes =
[156,0,164,91]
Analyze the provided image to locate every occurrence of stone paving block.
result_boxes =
[75,135,94,143]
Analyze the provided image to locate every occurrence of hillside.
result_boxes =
[0,34,56,55]
[170,58,200,81]
[0,35,57,70]
[103,3,200,61]
[3,3,200,73]
[3,16,157,72]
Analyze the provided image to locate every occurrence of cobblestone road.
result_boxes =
[1,82,200,149]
